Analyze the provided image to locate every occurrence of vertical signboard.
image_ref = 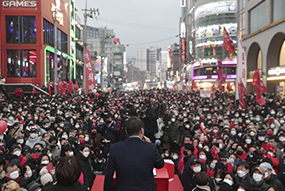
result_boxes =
[181,38,186,63]
[84,49,96,93]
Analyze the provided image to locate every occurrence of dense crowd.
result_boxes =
[0,89,284,191]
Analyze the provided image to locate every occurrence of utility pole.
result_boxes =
[82,1,99,93]
[54,8,58,95]
[100,31,104,91]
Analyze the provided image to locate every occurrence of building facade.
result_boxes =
[240,0,285,94]
[1,0,84,86]
[136,48,149,71]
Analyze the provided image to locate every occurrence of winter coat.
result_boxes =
[98,121,118,144]
[248,178,269,191]
[76,152,95,189]
[142,107,158,134]
[264,174,285,191]
[42,183,88,191]
[169,121,180,143]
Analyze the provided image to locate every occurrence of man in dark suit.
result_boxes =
[104,116,164,191]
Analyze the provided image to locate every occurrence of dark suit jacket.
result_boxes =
[104,137,164,191]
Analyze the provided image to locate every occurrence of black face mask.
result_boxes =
[183,150,188,156]
[236,150,244,156]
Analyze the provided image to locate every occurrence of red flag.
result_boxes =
[252,68,267,93]
[227,82,233,92]
[223,27,236,55]
[75,80,79,90]
[62,81,68,92]
[191,80,197,92]
[68,80,73,93]
[252,69,266,105]
[217,68,226,84]
[239,98,246,109]
[32,86,36,95]
[58,79,64,93]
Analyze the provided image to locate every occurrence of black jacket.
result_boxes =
[76,153,95,189]
[142,107,158,135]
[104,137,164,191]
[42,183,88,191]
[265,174,285,191]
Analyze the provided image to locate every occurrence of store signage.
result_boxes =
[195,2,236,20]
[201,59,218,67]
[2,0,37,8]
[196,23,237,40]
[268,67,285,76]
[51,2,64,25]
[277,86,284,93]
[181,38,186,63]
[180,0,186,7]
[181,22,186,38]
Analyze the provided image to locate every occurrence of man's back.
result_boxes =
[104,137,164,191]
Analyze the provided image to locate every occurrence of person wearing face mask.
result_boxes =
[98,114,118,145]
[249,167,269,190]
[260,161,284,191]
[8,144,26,166]
[25,126,46,150]
[92,152,107,175]
[277,132,285,149]
[182,159,213,191]
[171,152,180,175]
[21,163,34,185]
[235,161,252,185]
[210,125,221,138]
[1,162,27,188]
[223,172,237,190]
[169,115,180,152]
[191,172,211,191]
[77,144,94,189]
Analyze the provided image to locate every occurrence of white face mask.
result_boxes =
[16,139,24,144]
[171,118,175,122]
[27,170,33,178]
[231,131,236,136]
[264,172,269,179]
[215,178,222,183]
[213,129,218,134]
[249,132,255,137]
[223,179,233,186]
[13,151,21,157]
[279,137,285,142]
[193,166,201,173]
[237,189,245,191]
[60,123,64,127]
[41,160,49,165]
[62,135,68,139]
[199,155,207,160]
[219,144,223,149]
[253,173,263,182]
[9,171,19,180]
[164,153,169,157]
[173,155,179,160]
[270,124,275,128]
[185,125,190,129]
[69,151,74,156]
[75,125,80,128]
[237,170,247,178]
[258,136,265,141]
[83,151,89,158]
[245,139,251,144]
[85,137,89,142]
[210,163,215,169]
[30,133,38,139]
[48,153,52,158]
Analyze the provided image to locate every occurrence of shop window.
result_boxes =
[6,16,36,44]
[7,50,37,77]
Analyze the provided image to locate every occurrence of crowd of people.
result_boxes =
[0,89,285,191]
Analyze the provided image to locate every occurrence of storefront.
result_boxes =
[0,0,77,86]
[192,58,236,90]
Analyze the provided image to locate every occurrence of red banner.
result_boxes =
[191,80,197,92]
[223,27,236,55]
[67,80,74,93]
[58,78,64,93]
[84,49,96,94]
[252,68,267,105]
[75,80,79,91]
[252,68,267,93]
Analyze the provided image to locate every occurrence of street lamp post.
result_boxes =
[54,8,58,95]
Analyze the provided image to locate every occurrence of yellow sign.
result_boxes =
[51,3,64,26]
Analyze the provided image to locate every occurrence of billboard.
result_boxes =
[195,1,237,20]
[195,23,237,40]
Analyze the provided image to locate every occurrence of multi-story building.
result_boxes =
[185,0,237,90]
[239,0,285,94]
[136,48,149,71]
[148,47,161,77]
[158,51,168,88]
[1,0,84,88]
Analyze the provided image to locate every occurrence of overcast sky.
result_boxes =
[75,0,181,58]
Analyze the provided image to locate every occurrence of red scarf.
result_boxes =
[6,176,21,187]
